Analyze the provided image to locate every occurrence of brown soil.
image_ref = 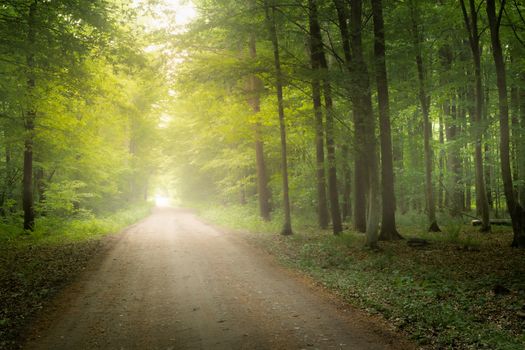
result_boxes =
[23,208,415,350]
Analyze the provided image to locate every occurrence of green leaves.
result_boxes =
[37,180,91,217]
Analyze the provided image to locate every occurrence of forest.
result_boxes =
[165,0,525,248]
[1,0,525,349]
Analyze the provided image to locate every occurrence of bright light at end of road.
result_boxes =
[155,195,171,207]
[133,0,197,31]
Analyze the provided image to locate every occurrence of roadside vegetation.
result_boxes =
[200,204,525,350]
[0,204,152,350]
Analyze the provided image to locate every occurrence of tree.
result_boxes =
[307,4,329,229]
[486,0,525,247]
[372,0,402,240]
[308,0,342,234]
[333,0,367,233]
[265,0,292,235]
[409,0,440,232]
[22,0,37,230]
[350,0,381,247]
[248,31,272,221]
[460,0,491,232]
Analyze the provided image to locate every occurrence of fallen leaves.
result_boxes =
[0,240,102,350]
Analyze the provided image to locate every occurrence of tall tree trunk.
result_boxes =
[485,86,493,209]
[394,124,406,213]
[265,0,292,235]
[486,0,525,247]
[350,0,380,247]
[333,0,367,232]
[371,0,402,240]
[460,0,491,232]
[308,0,329,228]
[410,1,440,232]
[323,83,343,234]
[510,45,524,205]
[446,95,462,216]
[310,65,329,228]
[438,112,445,209]
[248,32,271,221]
[518,71,525,203]
[308,0,342,234]
[341,144,352,222]
[23,0,37,231]
[465,155,472,212]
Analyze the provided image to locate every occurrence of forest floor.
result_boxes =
[199,205,525,349]
[21,208,414,350]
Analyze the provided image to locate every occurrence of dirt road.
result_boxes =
[24,208,414,350]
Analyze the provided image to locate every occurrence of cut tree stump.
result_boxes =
[471,219,512,226]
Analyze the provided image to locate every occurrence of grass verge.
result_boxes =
[0,203,152,349]
[198,204,525,350]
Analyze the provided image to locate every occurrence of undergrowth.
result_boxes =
[0,202,152,349]
[199,204,525,350]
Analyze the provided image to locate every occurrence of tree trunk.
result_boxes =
[310,68,329,228]
[248,32,271,221]
[308,0,331,230]
[371,0,402,240]
[445,92,462,216]
[23,0,37,231]
[510,44,524,205]
[350,0,380,247]
[323,83,343,234]
[486,0,525,247]
[333,0,367,232]
[485,86,493,209]
[465,155,472,212]
[265,0,292,235]
[518,71,525,203]
[308,0,342,234]
[341,144,352,221]
[438,112,445,209]
[460,0,491,232]
[410,1,440,232]
[394,124,406,213]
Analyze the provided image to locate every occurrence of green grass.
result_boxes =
[199,204,525,350]
[0,202,152,350]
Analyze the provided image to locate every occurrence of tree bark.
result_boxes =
[460,0,491,232]
[371,0,402,240]
[310,73,329,228]
[265,0,292,235]
[518,72,525,203]
[444,91,462,216]
[308,0,342,234]
[438,112,445,209]
[486,0,525,247]
[350,0,380,247]
[341,144,352,221]
[248,32,271,221]
[308,0,329,230]
[333,0,367,232]
[23,0,37,231]
[410,1,440,232]
[484,86,493,209]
